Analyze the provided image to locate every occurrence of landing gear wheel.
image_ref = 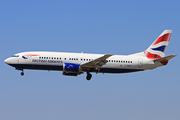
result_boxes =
[21,72,24,76]
[86,74,92,80]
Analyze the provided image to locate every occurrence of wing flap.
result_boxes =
[81,54,113,68]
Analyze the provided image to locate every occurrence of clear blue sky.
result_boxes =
[1,0,180,120]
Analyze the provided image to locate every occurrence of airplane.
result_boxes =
[4,30,176,80]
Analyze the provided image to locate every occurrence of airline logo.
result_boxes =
[67,65,73,69]
[22,56,28,59]
[22,54,39,59]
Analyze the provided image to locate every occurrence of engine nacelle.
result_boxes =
[63,63,80,72]
[62,63,82,76]
[62,72,78,76]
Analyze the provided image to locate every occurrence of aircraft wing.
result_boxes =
[80,54,113,69]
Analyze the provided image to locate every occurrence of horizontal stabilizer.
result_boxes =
[154,55,177,62]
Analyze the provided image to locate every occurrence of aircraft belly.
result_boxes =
[100,68,143,73]
[9,64,63,71]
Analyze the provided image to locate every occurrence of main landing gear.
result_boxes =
[21,71,24,76]
[86,71,92,80]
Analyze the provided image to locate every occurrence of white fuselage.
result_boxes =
[4,51,163,73]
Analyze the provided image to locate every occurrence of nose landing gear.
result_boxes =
[15,67,24,76]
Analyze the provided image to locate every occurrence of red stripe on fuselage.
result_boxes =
[23,54,39,56]
[153,33,171,45]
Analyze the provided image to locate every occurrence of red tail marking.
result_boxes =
[144,51,161,59]
[153,33,171,45]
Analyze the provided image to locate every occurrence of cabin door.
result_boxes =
[138,58,143,68]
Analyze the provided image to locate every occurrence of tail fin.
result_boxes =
[144,30,172,59]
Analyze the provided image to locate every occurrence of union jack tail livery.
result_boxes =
[144,30,172,59]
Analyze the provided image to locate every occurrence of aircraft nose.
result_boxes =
[4,58,11,64]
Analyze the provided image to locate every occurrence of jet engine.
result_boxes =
[62,63,82,76]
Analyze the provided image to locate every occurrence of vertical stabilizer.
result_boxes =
[144,30,172,59]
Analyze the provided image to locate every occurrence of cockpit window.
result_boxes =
[12,55,19,57]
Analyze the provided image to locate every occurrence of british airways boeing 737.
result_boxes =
[4,30,176,80]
